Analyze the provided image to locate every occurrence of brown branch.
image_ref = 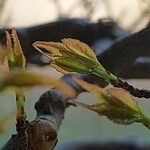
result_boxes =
[1,89,68,150]
[112,78,150,98]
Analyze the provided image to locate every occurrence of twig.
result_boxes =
[112,78,150,98]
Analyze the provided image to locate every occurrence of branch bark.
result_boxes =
[1,89,68,150]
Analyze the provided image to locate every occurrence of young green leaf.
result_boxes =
[33,38,117,83]
[33,38,150,99]
[61,38,98,62]
[106,87,139,112]
[4,29,27,120]
[5,29,26,70]
[73,78,150,129]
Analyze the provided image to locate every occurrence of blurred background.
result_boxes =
[0,0,150,148]
[0,0,149,30]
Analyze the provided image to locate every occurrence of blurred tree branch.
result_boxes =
[99,23,150,79]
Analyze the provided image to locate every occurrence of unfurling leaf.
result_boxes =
[73,78,150,129]
[73,77,107,103]
[0,45,7,63]
[106,88,139,112]
[61,38,98,61]
[0,30,76,125]
[33,38,117,83]
[4,29,27,119]
[5,29,26,70]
